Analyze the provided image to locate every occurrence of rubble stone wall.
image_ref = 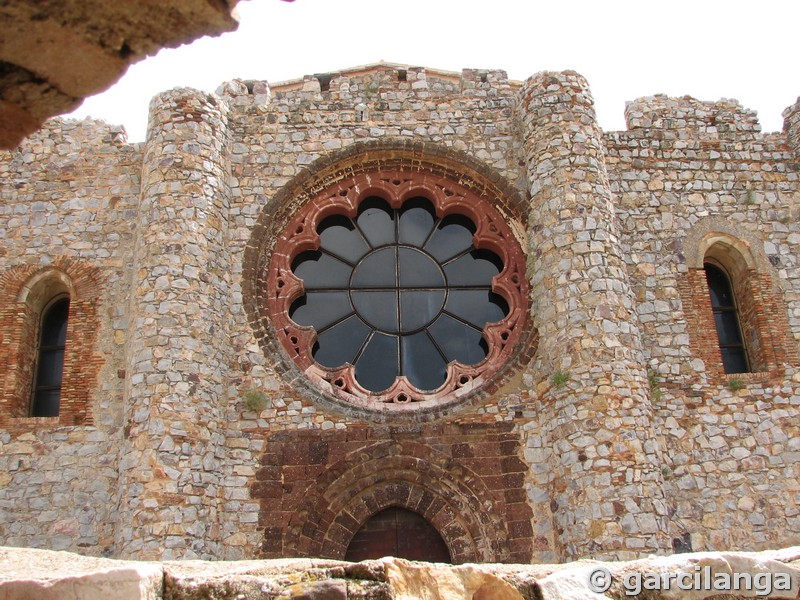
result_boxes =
[0,64,798,564]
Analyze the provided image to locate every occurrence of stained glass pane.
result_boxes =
[32,389,60,417]
[355,333,399,392]
[401,333,447,391]
[40,299,69,346]
[318,215,369,264]
[714,310,744,346]
[292,251,352,289]
[445,290,508,328]
[290,291,352,331]
[357,198,395,247]
[398,248,444,287]
[314,315,371,368]
[425,215,475,262]
[399,198,436,246]
[36,349,64,388]
[443,249,502,286]
[721,347,749,374]
[428,315,487,365]
[705,264,734,307]
[351,247,397,289]
[351,291,399,332]
[400,290,446,332]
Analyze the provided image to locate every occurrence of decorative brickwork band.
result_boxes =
[0,258,103,429]
[254,426,534,563]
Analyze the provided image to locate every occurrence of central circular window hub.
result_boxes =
[350,247,447,334]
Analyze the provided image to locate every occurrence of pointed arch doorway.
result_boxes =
[344,506,452,563]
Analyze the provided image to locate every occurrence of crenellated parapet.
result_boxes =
[783,97,800,159]
[625,94,761,136]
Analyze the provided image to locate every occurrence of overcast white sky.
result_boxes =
[68,0,799,142]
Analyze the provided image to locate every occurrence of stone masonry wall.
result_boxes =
[608,95,800,552]
[0,65,798,564]
[0,119,141,554]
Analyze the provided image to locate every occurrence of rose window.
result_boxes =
[289,198,508,393]
[265,171,528,413]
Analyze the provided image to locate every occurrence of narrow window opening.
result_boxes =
[397,69,407,82]
[704,263,750,374]
[31,297,69,417]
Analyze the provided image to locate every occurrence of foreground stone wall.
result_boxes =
[1,545,799,599]
[0,64,798,564]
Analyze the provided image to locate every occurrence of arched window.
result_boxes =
[704,263,749,374]
[31,297,70,417]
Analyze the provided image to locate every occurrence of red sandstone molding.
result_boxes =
[265,170,529,412]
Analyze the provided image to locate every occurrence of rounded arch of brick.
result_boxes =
[281,440,513,564]
[678,218,798,378]
[0,257,103,427]
[242,139,538,421]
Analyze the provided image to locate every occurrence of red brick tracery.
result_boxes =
[0,258,103,429]
[264,170,529,412]
[243,141,538,420]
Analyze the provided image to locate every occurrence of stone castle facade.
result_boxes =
[1,63,799,563]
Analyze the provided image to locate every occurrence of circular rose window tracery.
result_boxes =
[265,170,528,413]
[289,197,509,393]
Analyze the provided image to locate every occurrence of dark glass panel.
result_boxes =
[351,248,397,289]
[40,299,69,346]
[399,198,436,247]
[445,290,508,328]
[443,249,502,286]
[318,215,369,264]
[313,315,371,368]
[289,291,353,331]
[36,349,65,388]
[397,248,444,287]
[425,214,475,262]
[356,197,395,247]
[354,333,399,392]
[31,389,60,417]
[705,264,735,307]
[292,250,352,289]
[721,347,749,374]
[351,290,399,332]
[714,311,745,346]
[401,332,447,391]
[428,315,487,365]
[399,290,446,332]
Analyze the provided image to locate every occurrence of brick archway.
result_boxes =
[262,438,517,564]
[0,257,103,427]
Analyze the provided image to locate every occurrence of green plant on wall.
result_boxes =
[648,370,663,401]
[727,377,745,392]
[243,389,270,412]
[551,370,571,389]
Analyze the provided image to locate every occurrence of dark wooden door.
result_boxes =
[344,507,452,563]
